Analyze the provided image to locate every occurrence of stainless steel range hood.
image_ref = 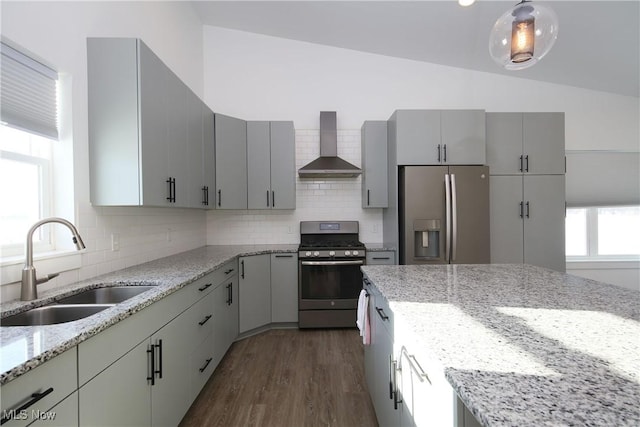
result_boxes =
[298,111,362,178]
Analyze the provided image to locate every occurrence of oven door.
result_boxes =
[299,259,364,310]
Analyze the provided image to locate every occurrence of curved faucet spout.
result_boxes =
[21,217,86,301]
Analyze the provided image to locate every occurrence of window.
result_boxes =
[566,206,640,259]
[1,41,59,259]
[0,126,54,256]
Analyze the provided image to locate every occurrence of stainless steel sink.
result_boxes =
[0,304,113,327]
[57,285,156,304]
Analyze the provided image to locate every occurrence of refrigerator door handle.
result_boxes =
[451,173,458,262]
[444,174,451,263]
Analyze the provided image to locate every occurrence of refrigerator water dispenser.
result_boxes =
[413,219,440,259]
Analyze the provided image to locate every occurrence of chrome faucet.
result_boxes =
[21,217,86,301]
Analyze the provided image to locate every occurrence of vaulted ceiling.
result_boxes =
[192,1,639,98]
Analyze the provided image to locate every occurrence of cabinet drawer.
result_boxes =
[190,291,215,349]
[1,348,76,427]
[209,260,237,287]
[366,251,395,265]
[370,286,394,337]
[190,333,215,401]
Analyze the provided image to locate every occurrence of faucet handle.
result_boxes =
[35,273,60,285]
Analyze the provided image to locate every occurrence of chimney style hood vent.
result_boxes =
[298,111,362,179]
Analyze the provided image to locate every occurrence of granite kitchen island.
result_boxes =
[361,263,640,427]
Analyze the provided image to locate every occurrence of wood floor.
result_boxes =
[179,328,379,427]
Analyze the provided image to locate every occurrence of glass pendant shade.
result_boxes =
[489,1,559,70]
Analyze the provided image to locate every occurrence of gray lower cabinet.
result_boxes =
[486,112,565,175]
[88,37,210,208]
[490,175,566,272]
[362,121,388,208]
[247,121,296,210]
[270,253,298,323]
[239,254,271,333]
[215,113,248,209]
[79,339,151,426]
[389,110,485,166]
[212,273,238,369]
[0,348,77,427]
[77,267,234,427]
[364,277,482,427]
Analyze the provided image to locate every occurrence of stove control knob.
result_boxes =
[353,250,359,256]
[329,251,336,257]
[313,251,320,257]
[345,251,351,256]
[305,251,312,257]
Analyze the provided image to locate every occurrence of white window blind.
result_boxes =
[1,42,58,139]
[565,151,640,207]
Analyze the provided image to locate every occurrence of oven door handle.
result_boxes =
[301,260,365,266]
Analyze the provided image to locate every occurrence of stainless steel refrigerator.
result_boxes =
[398,166,490,265]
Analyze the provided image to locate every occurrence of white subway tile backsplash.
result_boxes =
[207,129,383,245]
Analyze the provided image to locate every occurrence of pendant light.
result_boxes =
[489,0,559,70]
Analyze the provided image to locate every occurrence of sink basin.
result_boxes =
[1,304,113,327]
[57,285,156,304]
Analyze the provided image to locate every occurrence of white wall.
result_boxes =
[0,1,206,301]
[203,26,639,289]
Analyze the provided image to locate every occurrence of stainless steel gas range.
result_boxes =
[298,221,366,328]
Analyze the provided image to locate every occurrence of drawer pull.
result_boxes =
[0,387,54,425]
[372,257,390,260]
[275,254,294,258]
[198,315,212,326]
[224,268,234,275]
[198,283,212,292]
[199,358,213,373]
[376,307,389,321]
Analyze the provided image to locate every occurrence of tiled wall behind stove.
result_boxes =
[206,130,384,245]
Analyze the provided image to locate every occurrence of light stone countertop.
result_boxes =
[0,244,297,385]
[361,263,640,427]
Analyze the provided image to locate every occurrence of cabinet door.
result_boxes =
[239,254,271,333]
[202,104,215,209]
[362,280,376,395]
[270,121,296,209]
[213,276,239,367]
[186,88,205,208]
[490,175,525,264]
[270,253,298,323]
[247,121,272,209]
[79,340,151,427]
[150,309,194,427]
[485,112,524,175]
[523,175,566,272]
[394,110,441,165]
[215,114,247,209]
[374,316,399,427]
[1,349,77,427]
[441,110,486,165]
[165,74,189,207]
[362,121,388,208]
[139,41,169,206]
[523,113,565,175]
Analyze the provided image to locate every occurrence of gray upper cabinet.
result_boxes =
[389,110,485,166]
[202,105,215,209]
[361,121,388,208]
[391,110,440,165]
[269,121,296,209]
[247,121,296,210]
[88,38,211,208]
[441,110,486,165]
[215,113,248,209]
[486,112,565,175]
